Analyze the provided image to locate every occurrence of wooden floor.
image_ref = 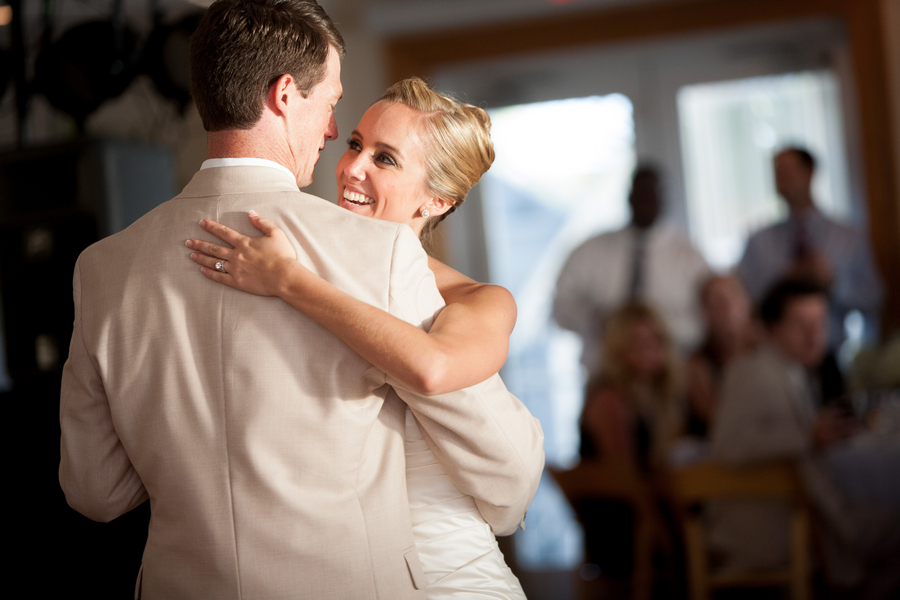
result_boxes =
[517,570,579,600]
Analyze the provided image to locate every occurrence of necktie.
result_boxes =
[791,214,810,259]
[629,230,646,300]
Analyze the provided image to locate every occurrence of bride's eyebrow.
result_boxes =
[350,130,403,160]
[374,142,402,159]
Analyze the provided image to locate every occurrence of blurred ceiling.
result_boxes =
[0,0,695,130]
[1,0,685,40]
[361,0,681,34]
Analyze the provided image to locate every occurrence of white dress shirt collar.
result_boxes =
[201,158,296,183]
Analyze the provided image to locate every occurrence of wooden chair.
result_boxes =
[666,460,811,600]
[551,460,667,600]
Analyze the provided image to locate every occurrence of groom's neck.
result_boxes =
[208,129,273,160]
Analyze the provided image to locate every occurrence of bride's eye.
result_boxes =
[376,152,396,166]
[347,138,361,151]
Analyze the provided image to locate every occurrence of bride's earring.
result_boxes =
[420,207,430,218]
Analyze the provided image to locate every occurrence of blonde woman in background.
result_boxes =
[580,303,683,467]
[577,302,683,581]
[187,78,532,599]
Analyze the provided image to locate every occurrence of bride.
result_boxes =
[187,77,532,599]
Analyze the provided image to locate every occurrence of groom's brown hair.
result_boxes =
[190,0,344,132]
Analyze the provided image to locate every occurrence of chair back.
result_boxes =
[550,460,648,506]
[668,460,806,505]
[667,460,811,600]
[550,460,661,600]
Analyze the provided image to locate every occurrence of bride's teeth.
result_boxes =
[343,190,374,205]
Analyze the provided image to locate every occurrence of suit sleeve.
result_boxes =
[710,355,811,465]
[384,226,545,536]
[59,257,148,522]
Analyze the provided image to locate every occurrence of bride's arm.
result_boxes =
[187,212,515,396]
[425,256,515,384]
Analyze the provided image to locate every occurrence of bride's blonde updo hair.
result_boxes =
[378,77,495,235]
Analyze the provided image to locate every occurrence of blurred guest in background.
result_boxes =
[737,146,883,399]
[684,275,759,438]
[709,278,899,598]
[578,303,684,579]
[554,166,710,377]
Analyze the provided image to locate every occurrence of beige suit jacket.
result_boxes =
[59,166,544,600]
[707,344,816,573]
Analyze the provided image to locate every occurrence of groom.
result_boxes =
[59,1,543,599]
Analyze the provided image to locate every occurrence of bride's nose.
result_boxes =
[344,153,368,180]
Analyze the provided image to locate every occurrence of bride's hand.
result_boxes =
[186,211,301,297]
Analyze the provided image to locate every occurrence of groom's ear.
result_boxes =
[268,74,297,116]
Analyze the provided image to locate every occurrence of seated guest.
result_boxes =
[578,303,683,578]
[685,275,758,438]
[708,278,899,597]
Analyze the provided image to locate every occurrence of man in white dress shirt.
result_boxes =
[553,166,710,374]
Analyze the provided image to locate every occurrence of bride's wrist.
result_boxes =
[277,259,314,301]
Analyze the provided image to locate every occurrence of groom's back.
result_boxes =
[60,167,427,599]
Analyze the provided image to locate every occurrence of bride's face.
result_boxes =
[336,101,446,234]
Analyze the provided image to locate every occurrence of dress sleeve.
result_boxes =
[385,226,545,536]
[59,257,148,522]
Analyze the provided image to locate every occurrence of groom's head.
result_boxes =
[190,0,344,133]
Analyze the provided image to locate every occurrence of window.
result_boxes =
[474,94,636,567]
[677,70,851,269]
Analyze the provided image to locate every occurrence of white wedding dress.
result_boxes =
[404,408,527,599]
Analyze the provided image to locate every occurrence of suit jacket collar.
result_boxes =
[179,165,301,199]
